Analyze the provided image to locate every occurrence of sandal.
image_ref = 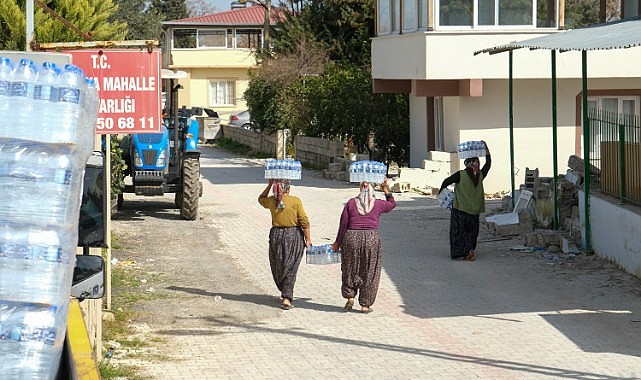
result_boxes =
[280,298,293,310]
[344,298,354,311]
[360,307,373,314]
[465,251,476,261]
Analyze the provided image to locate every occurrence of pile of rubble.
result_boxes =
[483,155,594,256]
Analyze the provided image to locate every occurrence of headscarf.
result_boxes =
[464,157,481,186]
[355,182,375,215]
[272,179,290,209]
[464,157,480,171]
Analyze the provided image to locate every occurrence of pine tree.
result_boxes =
[0,0,126,50]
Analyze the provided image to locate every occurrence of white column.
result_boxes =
[409,92,429,168]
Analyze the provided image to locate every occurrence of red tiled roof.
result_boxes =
[165,5,283,26]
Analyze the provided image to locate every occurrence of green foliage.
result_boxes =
[110,0,163,40]
[0,0,126,50]
[151,0,189,21]
[109,135,127,199]
[245,0,409,164]
[564,0,600,29]
[271,0,374,67]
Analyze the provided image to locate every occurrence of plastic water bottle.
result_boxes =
[53,64,86,144]
[81,77,99,153]
[34,63,59,106]
[0,301,65,378]
[0,57,14,120]
[6,59,38,140]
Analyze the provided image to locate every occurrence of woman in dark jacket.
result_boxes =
[439,142,491,261]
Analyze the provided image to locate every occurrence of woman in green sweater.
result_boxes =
[439,142,491,261]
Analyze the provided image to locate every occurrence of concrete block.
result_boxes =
[565,169,583,186]
[328,162,343,172]
[391,182,411,192]
[336,171,348,181]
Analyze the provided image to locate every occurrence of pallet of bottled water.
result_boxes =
[438,188,455,210]
[349,160,387,183]
[457,141,486,159]
[264,159,302,179]
[0,54,97,379]
[306,244,341,264]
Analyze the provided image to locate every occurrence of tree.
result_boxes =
[0,0,126,50]
[271,0,374,67]
[186,0,219,16]
[151,0,190,21]
[110,0,163,40]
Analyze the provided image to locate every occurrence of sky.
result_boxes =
[205,0,243,12]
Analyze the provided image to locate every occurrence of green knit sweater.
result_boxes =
[454,170,485,215]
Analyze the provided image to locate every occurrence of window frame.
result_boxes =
[208,79,237,107]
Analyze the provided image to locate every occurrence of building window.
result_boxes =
[198,29,227,48]
[403,0,418,31]
[436,0,557,28]
[236,29,263,48]
[209,80,236,107]
[439,0,473,26]
[173,29,197,49]
[588,96,640,160]
[418,0,429,29]
[478,0,533,26]
[378,0,392,34]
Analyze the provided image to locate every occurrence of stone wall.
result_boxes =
[221,125,285,158]
[294,135,345,169]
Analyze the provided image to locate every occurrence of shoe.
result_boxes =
[280,298,293,310]
[344,298,354,311]
[360,307,373,314]
[465,251,476,261]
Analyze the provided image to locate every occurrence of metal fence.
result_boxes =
[588,109,641,206]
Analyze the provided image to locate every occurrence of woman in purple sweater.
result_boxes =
[331,178,396,313]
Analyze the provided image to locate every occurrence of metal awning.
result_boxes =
[475,16,641,55]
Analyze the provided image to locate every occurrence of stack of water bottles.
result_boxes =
[264,158,302,180]
[457,141,486,159]
[0,56,98,379]
[437,188,455,210]
[348,160,387,183]
[306,244,341,264]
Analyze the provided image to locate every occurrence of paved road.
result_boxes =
[139,145,641,379]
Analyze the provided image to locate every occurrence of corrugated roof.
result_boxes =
[162,5,283,27]
[475,16,641,55]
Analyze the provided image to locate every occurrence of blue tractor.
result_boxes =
[118,84,207,220]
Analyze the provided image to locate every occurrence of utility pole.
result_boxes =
[26,0,34,51]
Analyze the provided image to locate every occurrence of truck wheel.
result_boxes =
[180,157,200,220]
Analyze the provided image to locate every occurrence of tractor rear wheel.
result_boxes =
[180,156,200,220]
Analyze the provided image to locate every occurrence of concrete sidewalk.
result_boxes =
[149,146,641,379]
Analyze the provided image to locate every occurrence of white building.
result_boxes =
[371,0,641,194]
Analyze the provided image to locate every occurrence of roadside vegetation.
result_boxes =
[99,234,169,380]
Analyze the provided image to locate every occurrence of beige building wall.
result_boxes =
[436,78,641,193]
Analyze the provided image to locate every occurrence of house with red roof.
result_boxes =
[161,4,282,121]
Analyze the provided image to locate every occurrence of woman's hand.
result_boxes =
[331,242,340,252]
[381,177,390,194]
[482,140,490,155]
[268,179,274,185]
